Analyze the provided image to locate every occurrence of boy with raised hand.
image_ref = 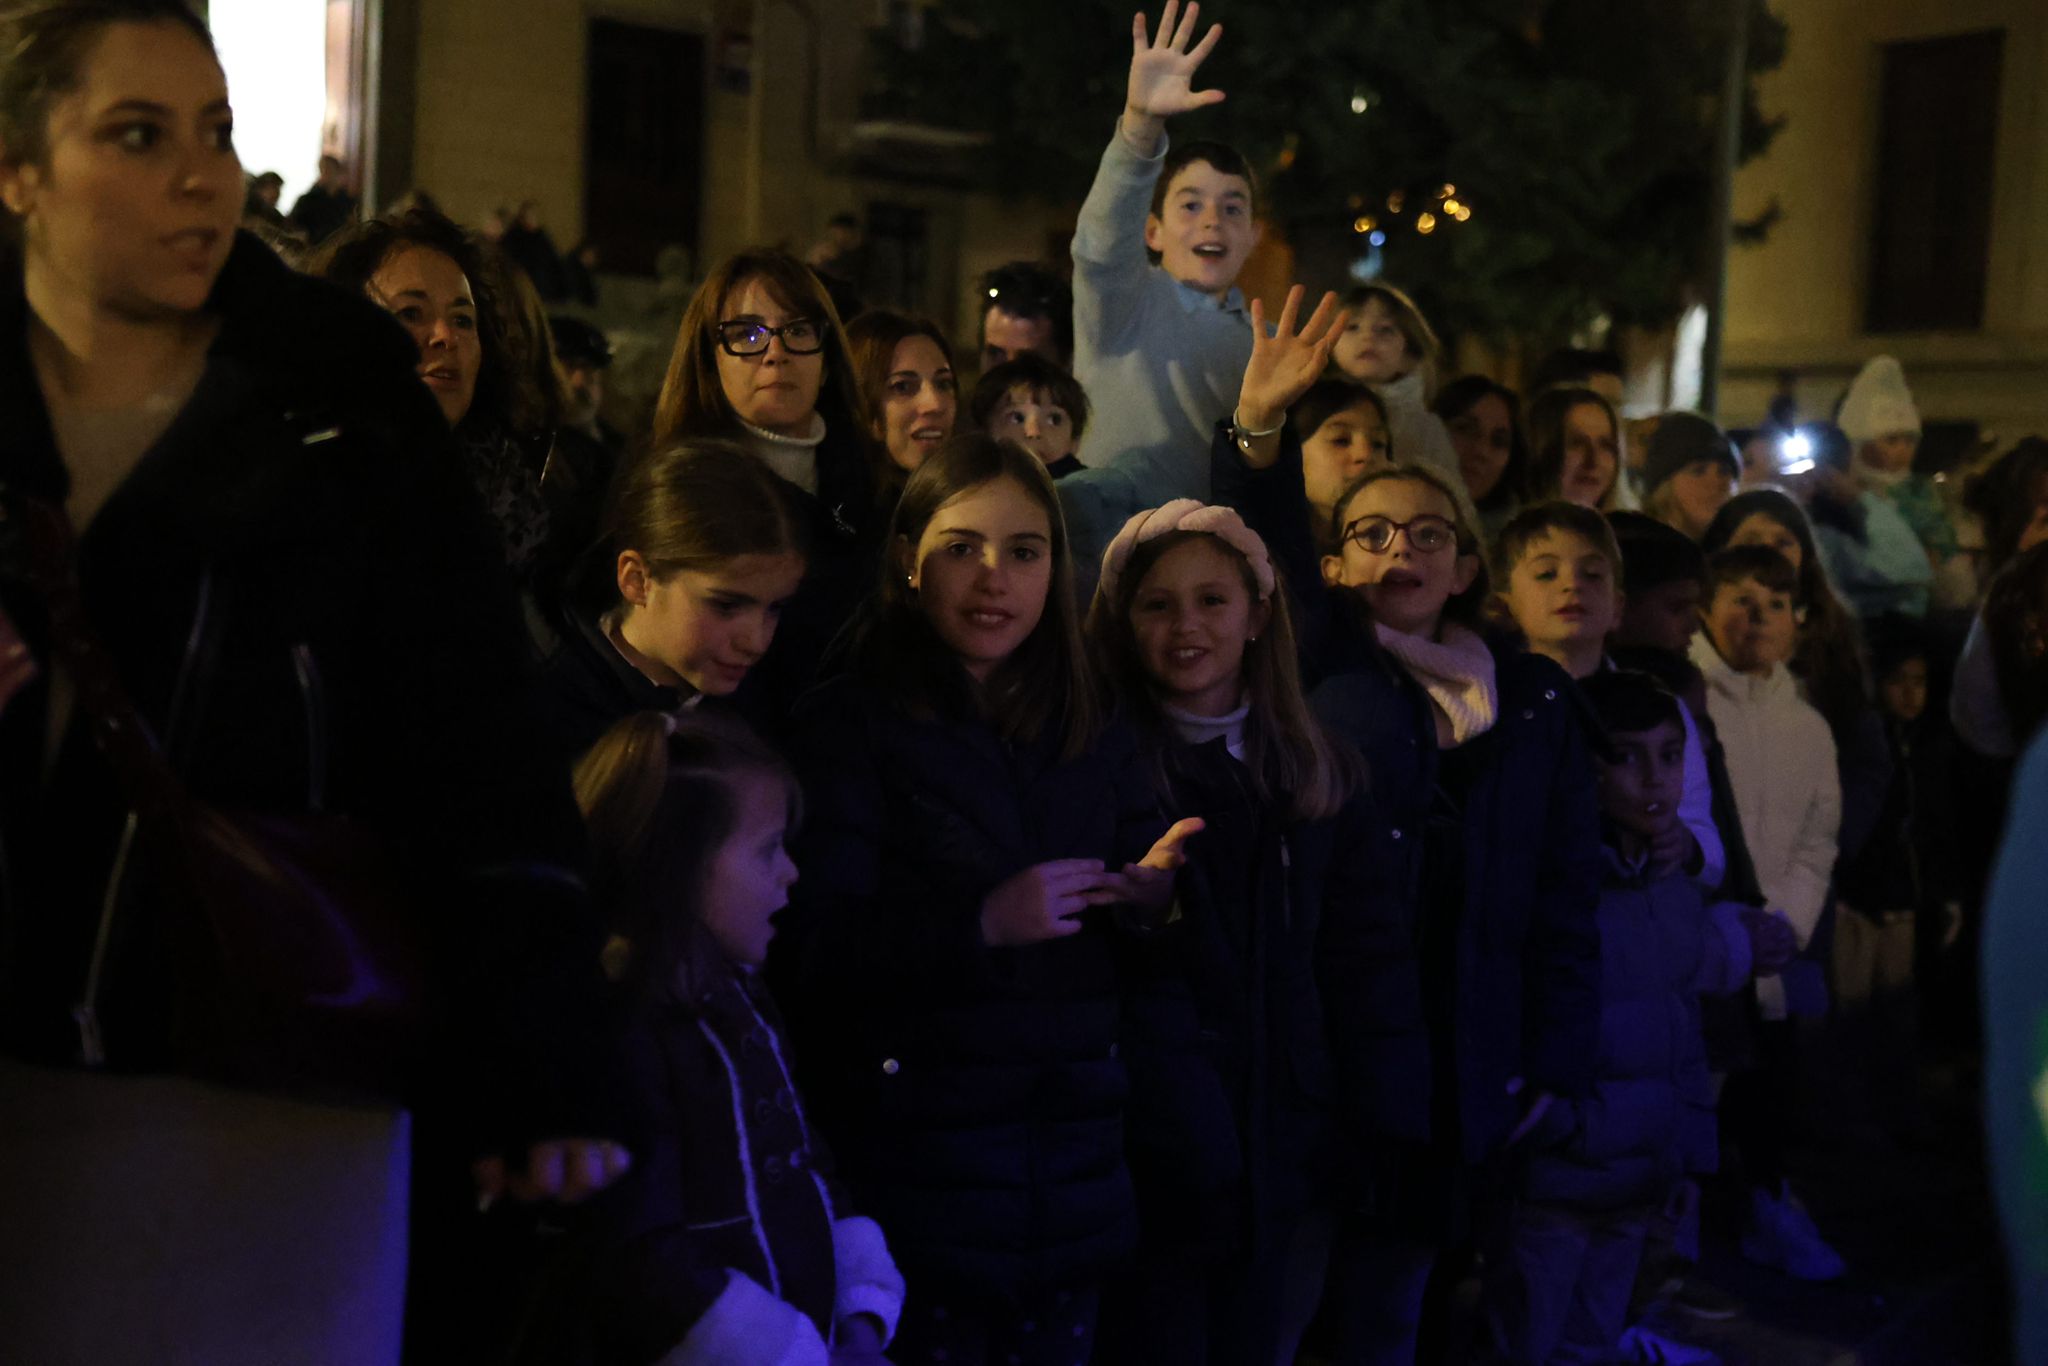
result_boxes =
[1062,0,1261,573]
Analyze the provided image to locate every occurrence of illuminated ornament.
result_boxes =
[1454,204,1472,222]
[1441,182,1456,198]
[1368,230,1387,247]
[1416,212,1438,235]
[1443,199,1462,216]
[1351,90,1370,115]
[1387,190,1406,214]
[1353,216,1372,234]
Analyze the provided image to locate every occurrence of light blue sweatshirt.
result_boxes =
[1063,126,1255,577]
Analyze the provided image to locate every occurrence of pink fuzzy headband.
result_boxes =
[1099,498,1278,603]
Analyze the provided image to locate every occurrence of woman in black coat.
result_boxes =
[0,4,623,1354]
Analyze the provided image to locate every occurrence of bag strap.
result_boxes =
[0,489,200,1064]
[0,490,187,815]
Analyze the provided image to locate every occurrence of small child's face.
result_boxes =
[1501,529,1621,660]
[1617,579,1702,657]
[700,773,800,970]
[1598,719,1687,845]
[1301,400,1391,514]
[987,385,1076,467]
[1332,298,1414,387]
[1321,477,1477,638]
[1128,536,1268,719]
[1144,160,1259,299]
[1879,656,1929,723]
[1704,575,1796,674]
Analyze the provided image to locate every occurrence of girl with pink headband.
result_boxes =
[1085,499,1425,1365]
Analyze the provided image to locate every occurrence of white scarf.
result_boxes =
[1164,699,1249,760]
[1375,621,1498,745]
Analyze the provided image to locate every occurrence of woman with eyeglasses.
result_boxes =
[650,249,880,723]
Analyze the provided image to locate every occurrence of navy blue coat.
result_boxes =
[1119,738,1426,1259]
[776,673,1165,1305]
[1213,424,1604,1169]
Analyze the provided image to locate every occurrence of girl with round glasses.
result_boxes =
[1215,287,1603,1363]
[651,249,881,724]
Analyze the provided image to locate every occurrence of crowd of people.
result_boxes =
[4,2,2046,1364]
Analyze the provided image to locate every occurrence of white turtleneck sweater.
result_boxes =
[741,414,828,495]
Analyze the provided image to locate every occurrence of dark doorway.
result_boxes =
[585,20,706,276]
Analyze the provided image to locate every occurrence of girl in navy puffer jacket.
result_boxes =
[1083,500,1425,1365]
[776,436,1202,1366]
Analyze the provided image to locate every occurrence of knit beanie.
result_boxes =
[1608,510,1706,591]
[1837,356,1921,445]
[1641,410,1740,497]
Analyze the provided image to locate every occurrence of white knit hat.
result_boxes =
[1838,356,1921,445]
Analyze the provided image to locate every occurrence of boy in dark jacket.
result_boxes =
[1478,672,1781,1365]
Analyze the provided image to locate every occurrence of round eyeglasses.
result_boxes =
[1341,514,1458,554]
[716,318,825,357]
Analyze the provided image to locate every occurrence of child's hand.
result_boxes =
[1121,1,1226,152]
[980,859,1122,947]
[1238,286,1348,435]
[1139,816,1207,872]
[834,1315,887,1355]
[1647,820,1701,879]
[472,1138,633,1211]
[1739,907,1798,976]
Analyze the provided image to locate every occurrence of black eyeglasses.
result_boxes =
[1341,514,1458,554]
[716,318,825,357]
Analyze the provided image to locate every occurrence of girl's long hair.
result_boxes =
[573,712,802,1011]
[1703,486,1871,731]
[591,439,810,614]
[1086,528,1356,822]
[845,433,1097,760]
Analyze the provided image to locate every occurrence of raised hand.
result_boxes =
[1122,1,1226,151]
[980,858,1123,947]
[1103,816,1207,919]
[1238,286,1349,433]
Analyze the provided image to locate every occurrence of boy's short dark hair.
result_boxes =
[1581,669,1684,741]
[1532,346,1623,393]
[1291,378,1386,445]
[970,353,1091,443]
[1608,643,1705,698]
[1149,139,1259,219]
[1706,544,1798,598]
[1494,500,1625,588]
[1608,510,1705,594]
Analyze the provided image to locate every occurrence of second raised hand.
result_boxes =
[1238,285,1348,433]
[1122,0,1226,152]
